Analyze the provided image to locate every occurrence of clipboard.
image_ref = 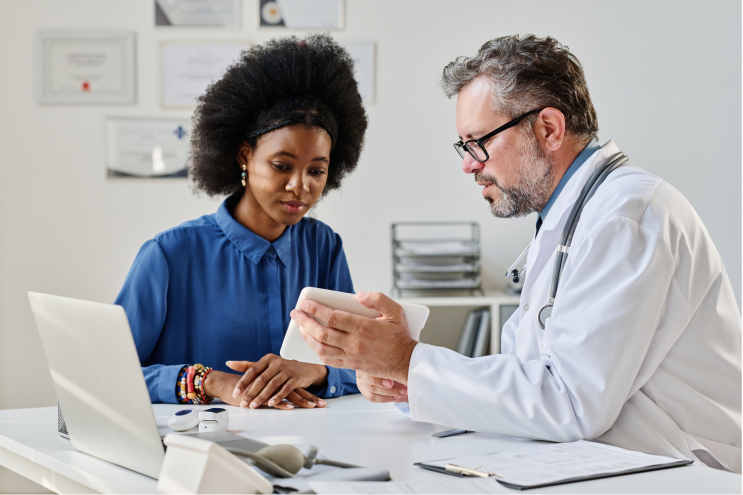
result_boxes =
[415,459,693,490]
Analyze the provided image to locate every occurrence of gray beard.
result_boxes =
[477,134,555,218]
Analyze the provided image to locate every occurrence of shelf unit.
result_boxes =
[399,290,520,355]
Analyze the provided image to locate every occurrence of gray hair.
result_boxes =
[441,35,599,142]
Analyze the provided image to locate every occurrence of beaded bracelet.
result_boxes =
[175,364,215,404]
[180,368,193,404]
[192,365,212,404]
[192,365,204,405]
[186,366,197,400]
[178,366,193,404]
[175,365,187,403]
[197,367,215,403]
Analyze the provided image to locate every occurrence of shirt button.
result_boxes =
[524,304,529,311]
[330,386,336,394]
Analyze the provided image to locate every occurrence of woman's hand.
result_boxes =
[227,354,329,410]
[201,367,322,410]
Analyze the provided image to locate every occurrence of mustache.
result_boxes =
[475,172,499,187]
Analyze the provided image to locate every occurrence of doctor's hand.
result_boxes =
[226,355,328,410]
[356,371,409,403]
[290,291,418,385]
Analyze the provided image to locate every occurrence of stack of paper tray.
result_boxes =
[391,222,483,295]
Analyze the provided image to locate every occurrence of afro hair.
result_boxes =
[189,33,368,197]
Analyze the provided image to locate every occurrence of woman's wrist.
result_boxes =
[202,370,239,400]
[311,364,329,387]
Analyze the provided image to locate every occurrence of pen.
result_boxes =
[431,428,472,438]
[445,464,503,478]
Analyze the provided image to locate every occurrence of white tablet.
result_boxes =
[280,287,430,366]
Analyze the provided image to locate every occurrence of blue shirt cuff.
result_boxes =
[307,366,358,398]
[157,364,187,404]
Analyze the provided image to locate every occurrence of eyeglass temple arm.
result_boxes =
[477,109,541,144]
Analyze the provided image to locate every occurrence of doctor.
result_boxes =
[291,35,742,472]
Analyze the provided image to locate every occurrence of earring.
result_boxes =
[241,164,247,187]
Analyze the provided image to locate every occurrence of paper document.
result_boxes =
[397,241,477,255]
[398,278,480,288]
[420,440,689,489]
[398,262,478,272]
[309,478,507,494]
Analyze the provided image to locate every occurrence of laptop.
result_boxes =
[28,291,267,479]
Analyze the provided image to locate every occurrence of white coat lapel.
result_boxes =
[521,141,621,309]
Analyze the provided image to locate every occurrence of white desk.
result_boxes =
[0,396,739,494]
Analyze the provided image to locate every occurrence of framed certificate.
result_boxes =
[35,31,136,105]
[161,41,249,108]
[259,0,344,29]
[106,118,191,178]
[155,0,240,29]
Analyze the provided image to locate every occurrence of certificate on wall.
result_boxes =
[259,0,344,29]
[106,118,191,178]
[161,41,249,108]
[155,0,240,28]
[35,32,136,104]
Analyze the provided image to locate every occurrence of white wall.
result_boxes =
[1,0,740,409]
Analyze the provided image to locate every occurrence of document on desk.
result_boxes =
[417,440,692,490]
[309,478,507,494]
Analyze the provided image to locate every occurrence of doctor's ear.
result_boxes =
[533,107,566,152]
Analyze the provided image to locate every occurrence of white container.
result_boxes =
[199,408,228,433]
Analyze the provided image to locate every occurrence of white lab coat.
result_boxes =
[406,140,742,473]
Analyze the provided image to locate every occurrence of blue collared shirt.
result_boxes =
[536,140,601,234]
[115,193,359,403]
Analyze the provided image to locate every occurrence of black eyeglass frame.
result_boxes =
[454,108,543,163]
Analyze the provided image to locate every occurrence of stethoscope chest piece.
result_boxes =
[536,302,553,330]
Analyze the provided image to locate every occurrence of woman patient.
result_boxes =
[115,34,367,409]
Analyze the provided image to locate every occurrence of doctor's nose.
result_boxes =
[462,153,485,175]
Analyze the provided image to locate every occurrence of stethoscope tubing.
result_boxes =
[537,152,629,329]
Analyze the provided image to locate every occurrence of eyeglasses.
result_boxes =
[453,109,543,163]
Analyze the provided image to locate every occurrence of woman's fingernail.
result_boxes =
[287,404,294,409]
[394,396,403,401]
[225,361,231,365]
[381,379,393,388]
[232,388,241,397]
[240,399,248,408]
[357,292,368,299]
[250,401,258,409]
[308,402,316,407]
[399,388,408,395]
[318,399,326,406]
[268,399,275,406]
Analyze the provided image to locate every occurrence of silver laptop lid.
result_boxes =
[28,292,165,479]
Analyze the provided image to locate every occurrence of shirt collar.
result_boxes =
[537,140,601,230]
[215,193,293,268]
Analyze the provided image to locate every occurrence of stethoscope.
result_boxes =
[506,151,629,330]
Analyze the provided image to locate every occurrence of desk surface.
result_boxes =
[0,395,740,494]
